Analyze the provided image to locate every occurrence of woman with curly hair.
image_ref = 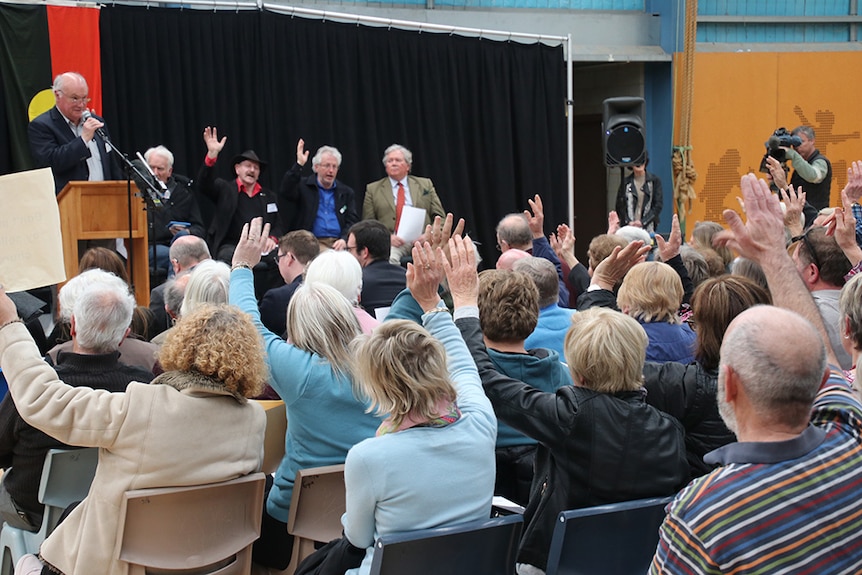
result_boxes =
[0,295,267,575]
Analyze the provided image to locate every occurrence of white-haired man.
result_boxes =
[28,71,121,194]
[144,145,205,275]
[0,272,152,532]
[363,144,445,263]
[281,139,359,250]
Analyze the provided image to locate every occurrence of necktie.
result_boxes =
[395,182,406,231]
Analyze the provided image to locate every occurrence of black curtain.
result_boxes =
[100,6,567,264]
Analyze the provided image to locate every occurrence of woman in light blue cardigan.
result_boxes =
[230,219,382,570]
[342,239,497,575]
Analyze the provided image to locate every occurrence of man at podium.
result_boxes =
[28,72,121,194]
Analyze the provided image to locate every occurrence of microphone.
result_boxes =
[81,110,110,141]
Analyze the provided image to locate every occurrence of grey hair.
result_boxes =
[180,259,230,317]
[616,225,652,245]
[304,250,363,306]
[678,245,710,288]
[58,268,132,324]
[312,146,343,168]
[720,307,825,427]
[52,72,87,92]
[513,256,559,308]
[72,279,136,353]
[169,236,211,269]
[792,125,815,141]
[382,144,413,167]
[286,282,361,378]
[163,273,191,319]
[144,145,175,167]
[496,214,532,249]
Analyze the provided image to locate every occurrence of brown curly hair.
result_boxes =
[158,304,267,398]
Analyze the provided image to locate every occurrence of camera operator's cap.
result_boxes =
[232,150,267,172]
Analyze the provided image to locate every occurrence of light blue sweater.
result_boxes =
[342,308,497,575]
[230,268,381,522]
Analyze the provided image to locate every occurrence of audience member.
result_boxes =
[650,173,862,574]
[347,220,407,316]
[642,275,771,479]
[617,261,696,363]
[230,218,381,571]
[305,250,379,334]
[450,235,687,574]
[478,269,572,505]
[0,277,150,532]
[676,245,710,289]
[614,151,663,233]
[150,272,191,346]
[78,247,129,283]
[149,235,211,336]
[839,273,862,389]
[496,248,531,271]
[729,256,769,294]
[363,144,445,264]
[28,72,121,194]
[515,257,576,359]
[691,221,733,270]
[48,270,159,375]
[1,295,267,575]
[496,196,569,307]
[791,225,853,369]
[259,230,320,338]
[282,140,358,249]
[342,240,496,575]
[144,145,206,275]
[179,259,230,318]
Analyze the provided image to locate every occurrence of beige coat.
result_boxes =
[0,323,265,575]
[362,175,445,233]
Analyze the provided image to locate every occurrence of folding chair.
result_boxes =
[284,465,346,574]
[368,514,523,575]
[544,496,674,575]
[116,472,266,575]
[0,448,98,575]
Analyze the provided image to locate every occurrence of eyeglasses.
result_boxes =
[346,245,358,253]
[57,90,91,104]
[791,230,822,270]
[275,252,288,263]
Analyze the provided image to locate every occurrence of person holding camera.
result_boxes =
[786,125,832,211]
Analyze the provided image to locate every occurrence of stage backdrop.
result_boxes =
[99,5,568,264]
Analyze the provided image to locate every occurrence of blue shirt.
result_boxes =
[312,181,342,238]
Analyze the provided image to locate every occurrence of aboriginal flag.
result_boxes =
[0,4,101,173]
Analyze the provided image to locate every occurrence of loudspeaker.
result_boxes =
[602,97,646,166]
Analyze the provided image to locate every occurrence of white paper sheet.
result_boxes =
[0,168,66,291]
[395,205,426,243]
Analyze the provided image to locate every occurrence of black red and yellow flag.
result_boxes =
[0,3,101,172]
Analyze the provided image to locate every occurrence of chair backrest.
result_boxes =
[286,464,346,543]
[544,496,674,575]
[40,448,99,533]
[117,472,266,575]
[368,514,523,575]
[256,400,287,475]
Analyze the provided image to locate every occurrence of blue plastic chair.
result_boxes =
[544,496,674,575]
[368,514,523,575]
[0,448,99,575]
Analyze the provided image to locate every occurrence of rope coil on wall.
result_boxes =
[673,0,698,236]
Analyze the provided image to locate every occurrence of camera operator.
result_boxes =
[785,125,832,211]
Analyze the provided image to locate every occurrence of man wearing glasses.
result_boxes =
[29,71,121,194]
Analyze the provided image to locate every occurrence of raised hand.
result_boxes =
[591,240,651,291]
[713,174,785,264]
[781,184,806,238]
[655,213,682,262]
[296,139,309,166]
[203,126,227,158]
[232,217,271,269]
[524,195,545,239]
[442,236,479,309]
[406,241,445,312]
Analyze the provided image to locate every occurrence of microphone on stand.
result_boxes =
[81,110,110,141]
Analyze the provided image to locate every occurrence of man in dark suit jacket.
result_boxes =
[259,230,320,337]
[363,144,445,264]
[281,140,358,250]
[347,220,406,316]
[28,72,121,194]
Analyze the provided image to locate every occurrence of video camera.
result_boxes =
[759,127,802,173]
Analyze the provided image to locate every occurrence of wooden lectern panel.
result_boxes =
[57,181,150,305]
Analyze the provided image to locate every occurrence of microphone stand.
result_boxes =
[101,136,164,300]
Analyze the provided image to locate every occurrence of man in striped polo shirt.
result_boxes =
[651,173,862,574]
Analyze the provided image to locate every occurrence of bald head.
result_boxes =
[496,214,532,252]
[496,248,530,271]
[169,235,210,273]
[720,306,827,431]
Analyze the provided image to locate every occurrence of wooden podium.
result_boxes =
[57,181,150,305]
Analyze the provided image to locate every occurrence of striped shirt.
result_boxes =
[651,368,862,575]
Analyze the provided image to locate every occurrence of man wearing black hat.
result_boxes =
[196,126,286,264]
